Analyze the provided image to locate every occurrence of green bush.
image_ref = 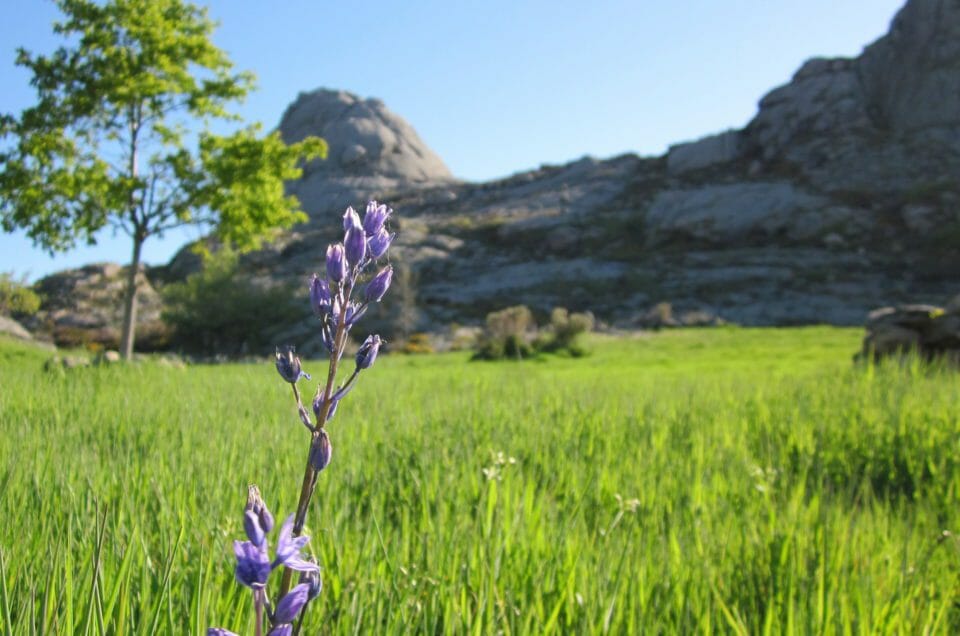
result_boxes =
[162,249,303,356]
[472,305,593,360]
[0,272,41,318]
[472,305,536,360]
[540,307,594,355]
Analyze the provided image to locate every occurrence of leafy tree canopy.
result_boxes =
[0,0,327,356]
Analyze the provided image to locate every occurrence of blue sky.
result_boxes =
[1,0,904,280]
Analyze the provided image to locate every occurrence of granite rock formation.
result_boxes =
[29,0,960,353]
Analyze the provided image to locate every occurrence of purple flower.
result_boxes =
[207,629,239,636]
[313,391,343,422]
[365,266,393,303]
[272,514,320,573]
[363,201,391,236]
[310,274,331,316]
[243,510,265,548]
[245,485,275,534]
[275,347,310,384]
[234,540,271,589]
[326,244,346,283]
[356,335,382,370]
[274,583,311,623]
[367,228,393,259]
[309,429,332,472]
[344,226,366,269]
[342,206,362,232]
[267,626,292,636]
[344,302,367,328]
[300,566,323,600]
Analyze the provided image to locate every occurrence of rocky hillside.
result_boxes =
[32,0,960,352]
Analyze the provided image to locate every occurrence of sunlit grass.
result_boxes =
[1,327,959,633]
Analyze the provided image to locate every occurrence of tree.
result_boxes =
[0,0,327,358]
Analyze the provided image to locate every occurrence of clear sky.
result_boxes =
[0,0,905,281]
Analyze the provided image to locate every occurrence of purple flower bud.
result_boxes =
[245,485,274,534]
[267,626,292,636]
[344,227,366,269]
[274,583,311,624]
[243,510,265,548]
[309,429,332,472]
[363,201,391,236]
[367,228,393,259]
[234,540,271,589]
[275,346,309,384]
[312,393,336,421]
[309,274,331,316]
[365,266,393,303]
[326,244,346,283]
[321,325,334,353]
[299,566,323,600]
[344,302,367,328]
[356,334,382,370]
[342,206,362,232]
[208,629,239,636]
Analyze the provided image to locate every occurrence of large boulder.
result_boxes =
[278,88,456,219]
[860,301,960,361]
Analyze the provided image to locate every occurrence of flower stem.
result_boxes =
[277,282,351,603]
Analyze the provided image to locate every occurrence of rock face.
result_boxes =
[40,0,960,350]
[278,89,456,220]
[29,263,168,351]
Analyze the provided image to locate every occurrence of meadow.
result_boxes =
[1,326,959,634]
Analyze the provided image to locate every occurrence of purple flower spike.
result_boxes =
[309,429,332,472]
[365,266,393,303]
[243,510,265,548]
[344,226,366,268]
[274,583,311,623]
[310,274,331,316]
[356,334,382,370]
[267,626,292,636]
[275,347,310,384]
[326,244,346,283]
[342,206,362,232]
[363,201,391,236]
[367,228,393,259]
[234,540,271,589]
[208,629,239,636]
[272,514,320,572]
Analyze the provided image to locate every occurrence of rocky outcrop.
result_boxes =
[278,89,456,220]
[0,315,33,341]
[38,0,960,350]
[859,299,960,362]
[29,263,168,351]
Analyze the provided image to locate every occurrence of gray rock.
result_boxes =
[645,182,845,244]
[667,130,742,174]
[0,315,33,341]
[31,263,166,350]
[278,88,457,219]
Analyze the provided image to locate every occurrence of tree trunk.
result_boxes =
[119,236,143,360]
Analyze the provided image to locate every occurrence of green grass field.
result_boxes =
[2,326,960,634]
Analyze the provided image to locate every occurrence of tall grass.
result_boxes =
[1,327,959,633]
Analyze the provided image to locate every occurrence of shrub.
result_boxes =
[162,249,303,356]
[0,272,41,318]
[472,305,536,360]
[542,307,594,354]
[400,333,434,354]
